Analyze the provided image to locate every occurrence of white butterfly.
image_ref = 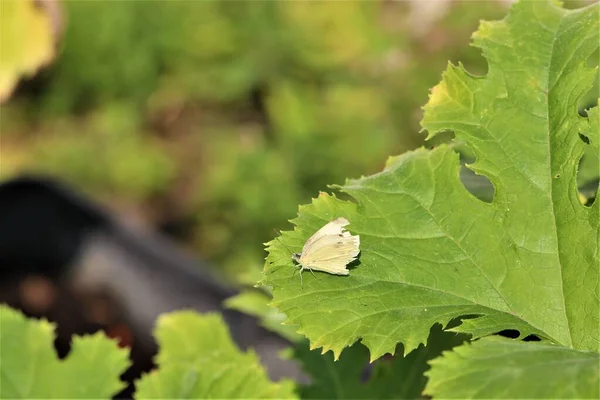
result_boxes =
[290,217,360,286]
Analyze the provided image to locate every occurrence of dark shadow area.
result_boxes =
[497,329,520,339]
[523,334,541,342]
[347,253,362,271]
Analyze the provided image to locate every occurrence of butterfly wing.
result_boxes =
[300,217,350,253]
[299,217,360,275]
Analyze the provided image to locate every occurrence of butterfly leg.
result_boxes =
[299,267,304,288]
[308,268,319,280]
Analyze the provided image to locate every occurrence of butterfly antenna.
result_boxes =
[272,229,296,256]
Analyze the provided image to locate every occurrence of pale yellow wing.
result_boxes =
[300,217,350,254]
[299,218,360,275]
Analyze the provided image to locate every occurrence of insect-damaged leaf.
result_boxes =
[262,0,599,361]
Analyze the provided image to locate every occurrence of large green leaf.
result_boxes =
[0,304,129,398]
[421,0,599,351]
[135,311,296,399]
[262,0,599,362]
[425,336,600,399]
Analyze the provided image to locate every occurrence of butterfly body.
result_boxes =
[292,217,360,284]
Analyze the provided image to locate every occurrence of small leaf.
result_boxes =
[135,311,297,399]
[425,337,600,399]
[0,304,129,398]
[0,0,56,102]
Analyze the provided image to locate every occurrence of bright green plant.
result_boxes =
[40,1,161,114]
[0,305,129,398]
[24,103,175,202]
[135,311,296,398]
[262,0,599,397]
[0,305,294,399]
[2,1,598,398]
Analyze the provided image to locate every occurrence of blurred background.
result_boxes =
[2,0,517,282]
[1,0,596,398]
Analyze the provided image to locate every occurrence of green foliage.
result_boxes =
[425,337,600,399]
[4,1,599,398]
[42,1,160,113]
[422,0,599,351]
[262,0,599,373]
[135,311,296,399]
[578,104,599,196]
[25,104,175,201]
[40,1,273,111]
[154,0,269,101]
[191,125,301,282]
[266,81,396,191]
[0,304,129,398]
[276,1,387,72]
[293,323,468,399]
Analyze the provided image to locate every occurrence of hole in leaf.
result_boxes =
[576,49,598,208]
[460,164,495,203]
[577,142,598,207]
[523,334,541,342]
[577,49,598,115]
[497,329,520,339]
[425,129,455,149]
